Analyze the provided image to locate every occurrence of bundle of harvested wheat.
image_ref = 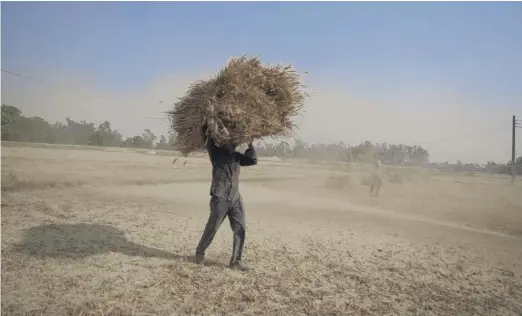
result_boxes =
[168,56,306,155]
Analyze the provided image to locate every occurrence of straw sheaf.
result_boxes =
[168,56,307,155]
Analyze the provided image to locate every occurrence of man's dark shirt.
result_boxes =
[206,138,257,201]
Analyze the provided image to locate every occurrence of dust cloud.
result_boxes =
[2,70,521,163]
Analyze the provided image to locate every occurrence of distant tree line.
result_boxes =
[2,104,520,173]
[1,104,175,150]
[482,159,522,175]
[254,139,430,166]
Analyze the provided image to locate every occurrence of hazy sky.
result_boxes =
[2,2,521,163]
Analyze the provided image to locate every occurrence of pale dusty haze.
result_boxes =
[2,4,522,315]
[2,71,520,164]
[2,2,521,164]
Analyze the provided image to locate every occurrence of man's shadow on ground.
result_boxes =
[12,223,224,268]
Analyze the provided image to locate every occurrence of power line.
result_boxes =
[2,69,108,98]
[2,68,170,120]
[3,68,517,146]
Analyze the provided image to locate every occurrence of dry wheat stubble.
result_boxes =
[1,145,522,315]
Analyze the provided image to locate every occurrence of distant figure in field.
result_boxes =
[195,134,257,271]
[370,160,383,197]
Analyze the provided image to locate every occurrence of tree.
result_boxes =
[155,135,170,150]
[292,139,307,158]
[20,116,53,142]
[88,133,104,146]
[65,118,96,145]
[2,104,441,164]
[1,105,54,143]
[1,104,22,127]
[141,129,157,149]
[49,122,74,144]
[91,121,123,146]
[121,137,134,147]
[132,135,146,148]
[410,145,429,166]
[1,104,22,140]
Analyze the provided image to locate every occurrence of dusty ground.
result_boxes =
[2,144,522,316]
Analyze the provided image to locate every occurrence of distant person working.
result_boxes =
[370,160,383,197]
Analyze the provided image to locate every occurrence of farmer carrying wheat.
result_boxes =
[167,56,306,271]
[194,134,257,271]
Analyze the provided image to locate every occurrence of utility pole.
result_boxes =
[511,115,517,184]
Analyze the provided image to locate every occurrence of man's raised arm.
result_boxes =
[235,142,257,166]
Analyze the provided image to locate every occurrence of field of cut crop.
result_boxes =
[2,144,522,315]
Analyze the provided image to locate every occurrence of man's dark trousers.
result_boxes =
[196,194,246,265]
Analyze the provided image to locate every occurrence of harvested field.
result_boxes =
[2,143,522,315]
